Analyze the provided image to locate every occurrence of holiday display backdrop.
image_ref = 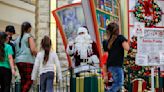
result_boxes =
[124,31,164,91]
[124,36,151,91]
[125,0,164,91]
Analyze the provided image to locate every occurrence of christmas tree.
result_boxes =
[124,36,151,90]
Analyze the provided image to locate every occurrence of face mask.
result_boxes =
[9,37,12,40]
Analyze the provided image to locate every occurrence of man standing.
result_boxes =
[66,26,99,76]
[5,25,16,59]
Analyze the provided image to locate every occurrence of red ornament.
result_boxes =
[131,41,137,49]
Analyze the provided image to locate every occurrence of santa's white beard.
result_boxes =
[74,34,93,59]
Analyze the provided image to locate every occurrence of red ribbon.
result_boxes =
[139,0,153,16]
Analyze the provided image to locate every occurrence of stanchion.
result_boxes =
[128,67,132,92]
[151,67,155,92]
[158,67,161,92]
[70,67,73,92]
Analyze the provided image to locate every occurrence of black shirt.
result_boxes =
[103,35,127,68]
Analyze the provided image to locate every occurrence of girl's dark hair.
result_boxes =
[106,22,119,49]
[41,36,52,64]
[0,32,8,61]
[19,22,31,48]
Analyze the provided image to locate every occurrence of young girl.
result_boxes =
[104,22,129,92]
[0,32,16,92]
[31,36,62,92]
[15,22,37,92]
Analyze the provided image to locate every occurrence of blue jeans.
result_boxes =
[107,67,124,92]
[40,72,54,92]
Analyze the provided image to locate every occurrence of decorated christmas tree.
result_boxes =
[124,36,151,90]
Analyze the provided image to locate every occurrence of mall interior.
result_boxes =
[0,0,164,92]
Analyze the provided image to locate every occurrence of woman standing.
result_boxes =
[103,22,129,92]
[31,36,62,92]
[0,32,16,92]
[15,22,37,92]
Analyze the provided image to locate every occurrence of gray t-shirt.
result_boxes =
[15,33,35,64]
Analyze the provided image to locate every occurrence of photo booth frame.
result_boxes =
[52,3,86,67]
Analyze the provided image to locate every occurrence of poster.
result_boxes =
[136,54,148,66]
[136,28,164,66]
[52,3,86,66]
[53,4,85,41]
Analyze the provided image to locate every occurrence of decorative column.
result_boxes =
[35,0,50,49]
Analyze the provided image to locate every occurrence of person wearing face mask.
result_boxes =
[66,26,99,76]
[5,25,16,59]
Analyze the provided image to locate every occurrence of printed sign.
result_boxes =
[136,28,164,66]
[136,54,148,66]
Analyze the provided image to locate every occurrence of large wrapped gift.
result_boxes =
[132,78,147,92]
[72,76,104,92]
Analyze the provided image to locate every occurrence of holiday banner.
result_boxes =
[136,28,164,66]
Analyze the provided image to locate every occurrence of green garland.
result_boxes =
[134,0,162,27]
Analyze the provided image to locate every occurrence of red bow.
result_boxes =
[139,0,153,16]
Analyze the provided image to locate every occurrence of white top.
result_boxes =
[31,50,62,80]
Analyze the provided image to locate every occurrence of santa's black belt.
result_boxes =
[81,59,88,63]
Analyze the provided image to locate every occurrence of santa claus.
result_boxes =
[66,26,99,69]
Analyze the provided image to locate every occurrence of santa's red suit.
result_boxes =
[66,27,99,67]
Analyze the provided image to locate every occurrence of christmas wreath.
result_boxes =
[133,0,162,27]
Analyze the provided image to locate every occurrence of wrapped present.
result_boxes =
[71,76,104,92]
[84,76,98,92]
[155,76,164,92]
[98,77,104,92]
[76,77,84,92]
[132,78,147,92]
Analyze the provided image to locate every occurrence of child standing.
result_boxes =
[104,23,129,92]
[31,36,62,92]
[0,32,16,92]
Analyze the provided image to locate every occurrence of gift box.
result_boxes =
[132,78,147,92]
[76,77,84,92]
[72,76,104,92]
[155,76,164,92]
